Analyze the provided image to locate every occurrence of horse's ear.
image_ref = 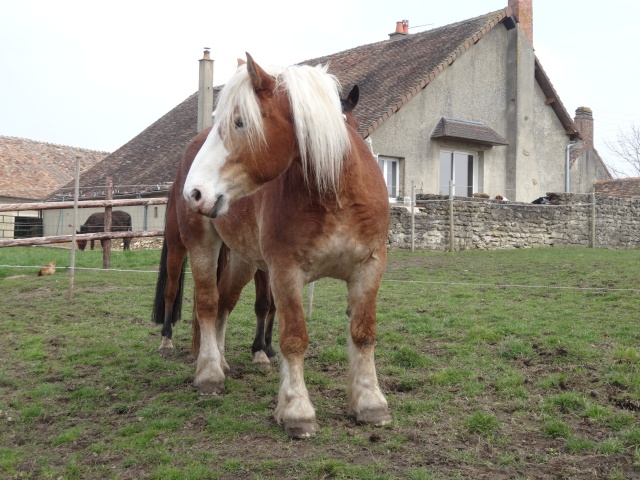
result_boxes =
[348,85,359,110]
[342,85,359,113]
[245,52,275,94]
[237,58,246,68]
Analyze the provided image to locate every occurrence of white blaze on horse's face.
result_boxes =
[183,127,234,218]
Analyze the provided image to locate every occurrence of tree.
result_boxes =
[604,124,640,178]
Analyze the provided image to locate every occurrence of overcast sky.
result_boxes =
[1,1,638,176]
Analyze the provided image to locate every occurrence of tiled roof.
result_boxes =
[58,6,579,196]
[0,136,108,200]
[431,117,509,146]
[51,92,207,198]
[305,9,512,137]
[594,177,640,198]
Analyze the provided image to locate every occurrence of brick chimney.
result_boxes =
[388,20,409,40]
[508,0,533,45]
[574,107,594,149]
[197,48,214,133]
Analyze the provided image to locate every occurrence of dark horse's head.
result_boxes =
[76,225,88,251]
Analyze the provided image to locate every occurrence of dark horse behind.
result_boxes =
[77,211,133,251]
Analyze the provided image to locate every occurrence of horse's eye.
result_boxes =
[234,117,244,129]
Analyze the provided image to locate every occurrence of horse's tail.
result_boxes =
[152,235,186,326]
[192,242,229,358]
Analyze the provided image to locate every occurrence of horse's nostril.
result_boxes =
[190,188,202,202]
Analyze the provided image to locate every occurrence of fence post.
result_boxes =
[411,182,415,252]
[591,192,596,248]
[103,178,113,269]
[67,156,81,300]
[449,180,454,252]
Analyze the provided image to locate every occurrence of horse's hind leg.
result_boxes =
[345,250,391,426]
[252,270,277,365]
[216,250,257,370]
[159,241,187,357]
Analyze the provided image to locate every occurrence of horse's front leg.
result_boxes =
[190,239,226,395]
[346,249,391,426]
[272,271,317,438]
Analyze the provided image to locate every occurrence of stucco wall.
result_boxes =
[368,25,511,198]
[532,81,568,196]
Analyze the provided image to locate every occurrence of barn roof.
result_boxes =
[50,7,578,198]
[0,136,108,201]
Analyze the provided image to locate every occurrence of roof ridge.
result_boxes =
[298,9,507,66]
[0,135,110,154]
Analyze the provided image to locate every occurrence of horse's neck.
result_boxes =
[277,146,371,210]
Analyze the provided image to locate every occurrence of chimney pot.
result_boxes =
[395,21,404,34]
[402,20,409,34]
[203,47,211,60]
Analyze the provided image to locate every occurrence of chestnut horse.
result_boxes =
[178,58,389,437]
[178,56,390,438]
[152,85,361,362]
[152,187,276,363]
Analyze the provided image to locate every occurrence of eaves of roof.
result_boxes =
[534,58,580,139]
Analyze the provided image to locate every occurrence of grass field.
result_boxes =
[1,246,639,479]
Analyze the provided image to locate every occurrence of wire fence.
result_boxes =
[3,264,639,294]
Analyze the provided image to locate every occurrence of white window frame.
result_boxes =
[377,155,401,202]
[439,149,478,197]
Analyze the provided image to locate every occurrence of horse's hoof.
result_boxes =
[283,419,318,439]
[252,351,271,367]
[356,408,392,426]
[158,348,172,359]
[158,337,174,358]
[194,380,224,395]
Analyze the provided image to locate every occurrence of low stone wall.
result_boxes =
[389,193,640,251]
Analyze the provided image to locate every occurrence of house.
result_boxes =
[0,136,107,238]
[45,0,611,236]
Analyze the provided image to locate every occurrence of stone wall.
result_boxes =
[388,193,640,251]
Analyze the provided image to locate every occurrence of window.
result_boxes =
[439,150,477,197]
[377,156,400,200]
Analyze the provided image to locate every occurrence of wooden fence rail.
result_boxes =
[0,198,168,213]
[0,230,163,248]
[0,197,169,248]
